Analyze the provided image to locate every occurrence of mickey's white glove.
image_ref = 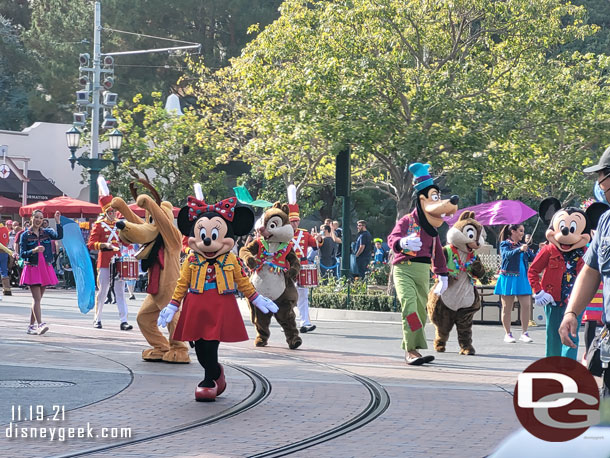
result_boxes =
[433,275,448,296]
[252,295,279,314]
[534,290,555,307]
[399,234,422,252]
[157,304,178,327]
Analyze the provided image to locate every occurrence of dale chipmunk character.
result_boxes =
[239,202,302,349]
[158,185,278,401]
[528,197,607,359]
[427,211,486,355]
[110,179,190,363]
[387,163,458,366]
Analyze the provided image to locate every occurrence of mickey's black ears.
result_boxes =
[586,202,610,231]
[232,206,255,236]
[539,197,561,224]
[177,206,192,236]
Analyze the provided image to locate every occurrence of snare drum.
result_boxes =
[115,256,139,280]
[298,263,318,288]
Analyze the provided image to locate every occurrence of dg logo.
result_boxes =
[514,356,600,442]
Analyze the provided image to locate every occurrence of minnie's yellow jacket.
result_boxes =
[170,251,258,307]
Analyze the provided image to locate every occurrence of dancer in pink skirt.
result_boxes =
[19,209,63,335]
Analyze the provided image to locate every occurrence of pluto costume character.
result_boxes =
[528,197,607,359]
[158,187,277,401]
[240,203,302,349]
[111,180,190,363]
[427,211,485,355]
[388,163,458,366]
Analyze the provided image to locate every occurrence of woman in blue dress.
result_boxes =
[494,224,535,343]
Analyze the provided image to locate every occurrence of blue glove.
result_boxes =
[157,304,178,327]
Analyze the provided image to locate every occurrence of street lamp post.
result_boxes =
[66,1,120,203]
[66,1,199,203]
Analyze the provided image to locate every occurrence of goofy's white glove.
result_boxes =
[399,234,422,253]
[433,275,448,296]
[534,290,556,307]
[252,295,279,314]
[157,304,178,328]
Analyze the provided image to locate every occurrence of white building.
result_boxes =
[0,122,93,201]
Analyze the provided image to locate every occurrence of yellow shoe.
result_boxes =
[528,319,538,327]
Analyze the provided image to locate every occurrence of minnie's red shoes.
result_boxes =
[195,381,218,402]
[195,365,227,402]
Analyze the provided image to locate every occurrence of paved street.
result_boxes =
[0,289,554,457]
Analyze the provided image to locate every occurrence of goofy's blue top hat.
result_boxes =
[409,163,434,192]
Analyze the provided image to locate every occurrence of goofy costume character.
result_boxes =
[388,163,458,366]
[87,176,132,331]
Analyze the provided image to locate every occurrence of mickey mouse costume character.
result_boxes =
[388,163,458,366]
[528,197,607,359]
[158,186,278,401]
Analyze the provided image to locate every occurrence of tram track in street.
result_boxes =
[53,361,271,458]
[243,349,391,458]
[2,318,391,456]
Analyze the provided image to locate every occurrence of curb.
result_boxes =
[237,298,402,323]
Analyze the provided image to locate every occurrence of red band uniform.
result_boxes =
[288,202,319,331]
[87,194,131,328]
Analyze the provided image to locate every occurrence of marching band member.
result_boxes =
[287,184,322,333]
[87,176,132,331]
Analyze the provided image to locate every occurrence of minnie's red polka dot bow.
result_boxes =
[187,196,237,221]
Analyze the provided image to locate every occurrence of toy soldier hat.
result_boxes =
[287,184,300,221]
[409,163,434,191]
[584,145,610,173]
[97,175,113,212]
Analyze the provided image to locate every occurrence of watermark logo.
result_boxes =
[514,356,600,442]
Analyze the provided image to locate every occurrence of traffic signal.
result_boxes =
[335,147,351,197]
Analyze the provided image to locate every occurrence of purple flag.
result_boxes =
[444,200,537,226]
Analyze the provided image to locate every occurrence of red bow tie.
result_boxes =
[187,196,237,221]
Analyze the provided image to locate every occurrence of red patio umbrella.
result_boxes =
[127,202,180,218]
[0,196,23,213]
[19,196,102,218]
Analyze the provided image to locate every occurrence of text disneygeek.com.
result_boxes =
[5,422,132,442]
[3,405,131,442]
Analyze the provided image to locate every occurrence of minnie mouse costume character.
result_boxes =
[528,197,607,359]
[158,187,278,401]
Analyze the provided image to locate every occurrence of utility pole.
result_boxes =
[90,0,101,163]
[67,1,201,203]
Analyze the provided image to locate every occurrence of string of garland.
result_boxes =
[450,245,476,273]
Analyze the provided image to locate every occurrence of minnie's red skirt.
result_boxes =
[171,289,248,343]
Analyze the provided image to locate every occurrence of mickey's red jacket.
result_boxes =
[527,243,585,301]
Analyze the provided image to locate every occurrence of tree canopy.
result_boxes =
[223,0,610,216]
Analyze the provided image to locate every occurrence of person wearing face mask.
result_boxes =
[560,147,610,398]
[495,224,536,344]
[20,209,63,335]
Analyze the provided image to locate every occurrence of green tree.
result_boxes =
[226,0,604,217]
[0,15,35,130]
[21,0,282,123]
[102,92,229,205]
